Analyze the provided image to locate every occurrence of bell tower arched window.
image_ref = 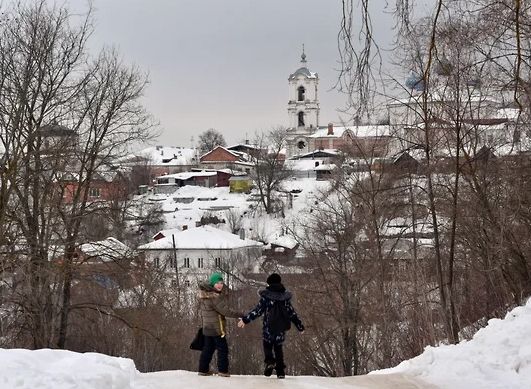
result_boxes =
[297,86,305,101]
[298,111,305,127]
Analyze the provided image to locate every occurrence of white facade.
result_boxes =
[138,226,263,285]
[286,50,320,158]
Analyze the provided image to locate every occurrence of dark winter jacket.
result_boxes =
[242,283,304,344]
[198,283,242,337]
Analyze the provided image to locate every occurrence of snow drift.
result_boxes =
[375,297,531,388]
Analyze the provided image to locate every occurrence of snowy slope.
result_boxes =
[374,297,531,389]
[0,349,432,389]
[1,297,531,388]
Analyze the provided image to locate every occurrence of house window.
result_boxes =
[298,86,305,101]
[89,188,101,198]
[197,257,204,268]
[184,280,191,287]
[171,279,178,287]
[183,257,190,268]
[215,257,221,268]
[298,111,305,127]
[170,257,177,268]
[154,257,160,268]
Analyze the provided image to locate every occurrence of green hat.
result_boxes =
[209,272,224,286]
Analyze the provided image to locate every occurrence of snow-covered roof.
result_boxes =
[314,163,337,171]
[157,171,217,181]
[270,235,298,249]
[290,149,339,159]
[80,237,133,262]
[121,146,196,167]
[387,86,502,107]
[289,66,318,80]
[138,226,263,250]
[227,143,261,150]
[309,125,391,138]
[497,108,522,120]
[152,228,182,240]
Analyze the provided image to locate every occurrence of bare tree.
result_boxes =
[197,128,226,155]
[250,128,291,215]
[0,1,155,348]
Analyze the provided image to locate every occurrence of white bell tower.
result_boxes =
[286,46,320,157]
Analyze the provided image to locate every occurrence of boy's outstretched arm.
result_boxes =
[241,297,267,324]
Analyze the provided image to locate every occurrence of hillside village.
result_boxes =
[1,1,531,382]
[55,51,529,292]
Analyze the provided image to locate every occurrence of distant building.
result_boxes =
[199,146,254,173]
[119,146,198,184]
[137,226,263,284]
[154,171,217,194]
[58,169,129,204]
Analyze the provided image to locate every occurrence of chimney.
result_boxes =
[327,123,334,135]
[239,228,245,240]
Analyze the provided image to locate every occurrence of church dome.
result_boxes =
[289,66,317,80]
[289,46,318,80]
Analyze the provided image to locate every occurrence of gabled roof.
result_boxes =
[200,146,254,165]
[200,145,240,160]
[138,226,263,250]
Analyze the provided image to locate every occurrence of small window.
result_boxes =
[215,257,221,268]
[170,257,177,268]
[183,257,190,268]
[197,257,204,268]
[154,257,160,268]
[171,279,178,287]
[89,188,101,198]
[184,280,191,287]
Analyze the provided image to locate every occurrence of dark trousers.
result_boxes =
[198,335,229,373]
[263,339,284,370]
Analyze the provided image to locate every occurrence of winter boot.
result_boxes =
[218,372,231,377]
[276,367,285,379]
[264,363,275,377]
[197,371,214,376]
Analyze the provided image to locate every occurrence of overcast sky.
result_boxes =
[66,0,406,147]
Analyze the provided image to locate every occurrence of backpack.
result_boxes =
[267,300,291,334]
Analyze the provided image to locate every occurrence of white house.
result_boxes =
[137,225,263,285]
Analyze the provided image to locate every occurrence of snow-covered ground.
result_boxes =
[373,297,531,388]
[2,297,530,389]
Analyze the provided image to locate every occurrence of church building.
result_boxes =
[285,49,320,158]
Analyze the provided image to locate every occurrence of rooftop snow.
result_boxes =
[138,225,263,250]
[79,237,133,262]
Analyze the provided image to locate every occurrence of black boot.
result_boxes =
[264,363,275,377]
[276,367,285,379]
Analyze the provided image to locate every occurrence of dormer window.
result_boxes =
[298,86,305,101]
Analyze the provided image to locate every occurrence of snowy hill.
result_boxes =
[374,297,531,388]
[1,298,531,389]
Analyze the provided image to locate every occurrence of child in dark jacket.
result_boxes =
[238,273,304,379]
